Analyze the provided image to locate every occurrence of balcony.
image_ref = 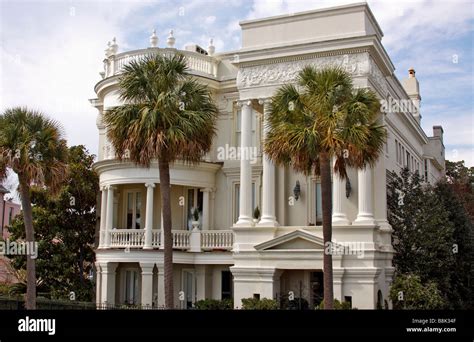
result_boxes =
[103,48,219,80]
[107,229,233,252]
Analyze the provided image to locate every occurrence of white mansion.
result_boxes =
[91,3,446,309]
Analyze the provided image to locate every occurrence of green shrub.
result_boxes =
[390,274,446,309]
[194,298,233,310]
[317,299,355,310]
[241,297,278,310]
[0,283,10,296]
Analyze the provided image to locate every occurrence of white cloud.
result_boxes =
[204,15,217,25]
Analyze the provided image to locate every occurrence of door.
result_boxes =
[125,190,142,229]
[124,270,139,305]
[182,270,195,309]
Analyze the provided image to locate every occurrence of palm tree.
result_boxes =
[103,54,218,309]
[264,66,386,309]
[0,107,68,309]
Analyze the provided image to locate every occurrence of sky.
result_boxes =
[0,0,473,172]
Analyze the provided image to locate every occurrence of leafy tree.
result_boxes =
[264,66,386,309]
[435,181,474,309]
[8,145,98,301]
[445,160,474,223]
[390,274,446,309]
[103,54,218,308]
[0,107,68,309]
[388,168,455,306]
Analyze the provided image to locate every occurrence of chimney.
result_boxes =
[433,125,444,143]
[401,67,422,123]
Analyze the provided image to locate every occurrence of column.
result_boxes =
[354,167,376,225]
[100,262,117,306]
[99,186,107,248]
[200,188,212,230]
[104,185,115,248]
[156,266,165,307]
[332,173,350,225]
[235,100,253,226]
[95,264,102,307]
[140,262,155,307]
[333,268,345,301]
[144,183,155,249]
[258,99,278,227]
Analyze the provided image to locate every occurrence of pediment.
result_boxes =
[254,229,325,251]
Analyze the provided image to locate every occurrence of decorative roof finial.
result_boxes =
[105,41,112,57]
[149,29,158,47]
[167,29,175,48]
[208,38,215,56]
[110,37,118,55]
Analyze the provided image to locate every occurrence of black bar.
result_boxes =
[0,310,471,338]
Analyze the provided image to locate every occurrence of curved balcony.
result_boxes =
[102,48,219,80]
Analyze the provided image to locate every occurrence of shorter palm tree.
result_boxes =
[0,107,68,309]
[265,66,386,309]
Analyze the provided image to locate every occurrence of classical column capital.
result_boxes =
[145,182,156,188]
[200,187,215,193]
[235,99,252,108]
[105,185,116,191]
[140,262,155,274]
[258,98,272,106]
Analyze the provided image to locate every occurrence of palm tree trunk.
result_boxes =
[18,176,36,310]
[158,157,174,309]
[319,152,334,309]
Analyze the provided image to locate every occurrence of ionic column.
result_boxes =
[354,167,376,225]
[104,185,115,248]
[258,99,278,227]
[332,173,350,225]
[235,100,253,226]
[144,183,155,249]
[140,262,155,307]
[200,188,212,230]
[99,186,108,248]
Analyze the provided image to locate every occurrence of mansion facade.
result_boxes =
[91,3,446,309]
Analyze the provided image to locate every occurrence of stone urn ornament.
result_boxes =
[191,207,200,230]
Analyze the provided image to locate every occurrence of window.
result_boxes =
[424,159,428,181]
[315,182,323,225]
[235,108,257,148]
[124,270,139,305]
[125,191,142,229]
[395,140,399,163]
[221,271,232,299]
[233,182,256,223]
[8,207,13,225]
